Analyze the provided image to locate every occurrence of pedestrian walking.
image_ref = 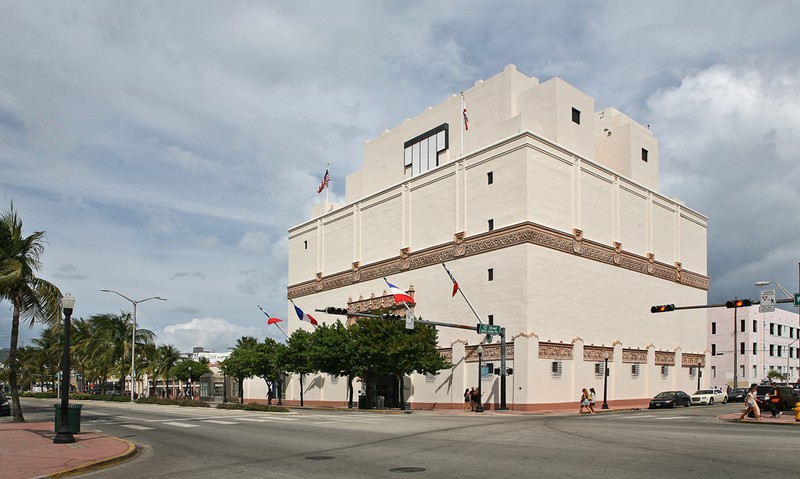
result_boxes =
[767,383,782,418]
[469,387,476,411]
[739,384,763,421]
[589,387,597,413]
[579,388,594,414]
[463,388,471,411]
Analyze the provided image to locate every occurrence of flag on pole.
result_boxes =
[443,263,459,297]
[291,301,318,326]
[461,92,469,131]
[317,165,331,193]
[258,304,283,325]
[384,277,415,304]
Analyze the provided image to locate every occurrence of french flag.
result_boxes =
[292,302,319,326]
[384,278,414,304]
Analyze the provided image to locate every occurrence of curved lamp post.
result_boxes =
[100,290,166,401]
[53,293,75,444]
[475,346,484,413]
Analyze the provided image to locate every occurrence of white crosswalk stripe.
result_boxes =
[164,421,199,428]
[120,424,156,430]
[202,420,239,425]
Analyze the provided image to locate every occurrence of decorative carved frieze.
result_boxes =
[622,349,648,363]
[287,222,709,299]
[681,353,705,367]
[439,349,452,362]
[539,342,573,360]
[584,347,613,362]
[655,351,675,366]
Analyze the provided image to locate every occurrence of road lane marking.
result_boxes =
[120,424,155,430]
[657,416,693,420]
[164,422,199,428]
[202,420,239,425]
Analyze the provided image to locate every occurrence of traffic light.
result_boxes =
[650,304,675,313]
[381,313,402,320]
[324,307,349,315]
[725,299,752,308]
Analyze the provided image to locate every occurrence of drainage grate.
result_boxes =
[390,467,426,473]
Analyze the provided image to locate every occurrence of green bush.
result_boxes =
[70,393,93,400]
[134,396,210,407]
[216,402,289,413]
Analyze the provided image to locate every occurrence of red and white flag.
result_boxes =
[384,278,414,304]
[461,92,469,131]
[317,165,331,193]
[443,263,459,297]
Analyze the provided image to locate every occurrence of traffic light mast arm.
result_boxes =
[649,297,793,313]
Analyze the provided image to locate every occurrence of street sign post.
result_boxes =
[759,289,775,313]
[477,324,501,335]
[795,293,800,308]
[405,309,415,330]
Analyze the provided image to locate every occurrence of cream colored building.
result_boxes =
[277,65,709,410]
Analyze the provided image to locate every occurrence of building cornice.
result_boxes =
[287,221,709,299]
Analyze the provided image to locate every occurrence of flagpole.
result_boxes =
[258,305,289,339]
[442,263,484,324]
[325,163,330,209]
[460,92,464,158]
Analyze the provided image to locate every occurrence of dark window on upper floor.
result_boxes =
[303,240,308,250]
[488,314,494,324]
[488,268,494,281]
[571,107,581,124]
[711,344,716,355]
[740,342,746,355]
[642,148,649,162]
[753,343,757,355]
[487,171,493,185]
[740,319,746,333]
[753,320,757,333]
[488,219,494,231]
[711,322,716,334]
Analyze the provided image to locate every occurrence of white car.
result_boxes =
[691,388,728,405]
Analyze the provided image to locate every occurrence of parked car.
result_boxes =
[754,385,800,411]
[691,388,728,405]
[0,391,10,416]
[727,388,748,402]
[649,391,692,408]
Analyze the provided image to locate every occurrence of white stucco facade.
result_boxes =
[708,305,800,387]
[278,65,709,410]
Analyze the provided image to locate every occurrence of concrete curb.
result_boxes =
[49,436,138,478]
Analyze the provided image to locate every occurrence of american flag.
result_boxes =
[461,92,469,131]
[317,166,331,193]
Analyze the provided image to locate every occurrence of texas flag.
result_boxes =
[292,302,319,326]
[384,278,414,304]
[443,263,459,297]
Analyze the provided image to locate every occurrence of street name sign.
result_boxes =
[477,324,501,335]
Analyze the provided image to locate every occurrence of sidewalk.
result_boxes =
[2,403,796,479]
[0,421,136,479]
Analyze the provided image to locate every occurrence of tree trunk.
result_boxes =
[398,374,406,410]
[347,375,354,408]
[9,300,25,422]
[299,374,304,407]
[238,378,244,403]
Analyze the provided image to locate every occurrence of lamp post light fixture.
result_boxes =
[100,290,166,402]
[475,346,484,413]
[53,293,75,444]
[601,351,610,410]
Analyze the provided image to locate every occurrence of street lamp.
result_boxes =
[601,351,610,409]
[188,366,192,400]
[100,289,166,402]
[54,293,75,444]
[475,346,484,413]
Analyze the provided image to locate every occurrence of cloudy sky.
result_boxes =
[2,2,799,352]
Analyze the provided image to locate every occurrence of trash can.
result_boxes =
[358,394,367,409]
[53,404,82,434]
[376,396,385,409]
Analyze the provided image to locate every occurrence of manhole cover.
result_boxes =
[389,467,426,473]
[305,456,335,461]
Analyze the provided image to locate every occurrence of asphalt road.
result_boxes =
[14,399,800,478]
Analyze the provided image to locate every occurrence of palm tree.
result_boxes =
[152,344,180,398]
[0,203,62,422]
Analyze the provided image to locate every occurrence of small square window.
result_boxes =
[488,268,494,281]
[641,148,648,162]
[488,219,494,231]
[487,171,493,185]
[571,107,580,125]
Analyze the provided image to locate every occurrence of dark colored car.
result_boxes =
[754,385,800,411]
[728,388,748,403]
[0,391,10,416]
[649,391,692,408]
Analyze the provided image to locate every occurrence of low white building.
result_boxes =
[268,65,709,410]
[708,305,800,387]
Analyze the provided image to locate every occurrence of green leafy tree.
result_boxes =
[151,344,181,397]
[170,359,211,399]
[220,336,259,404]
[281,329,315,406]
[251,338,284,405]
[0,204,62,422]
[310,320,361,408]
